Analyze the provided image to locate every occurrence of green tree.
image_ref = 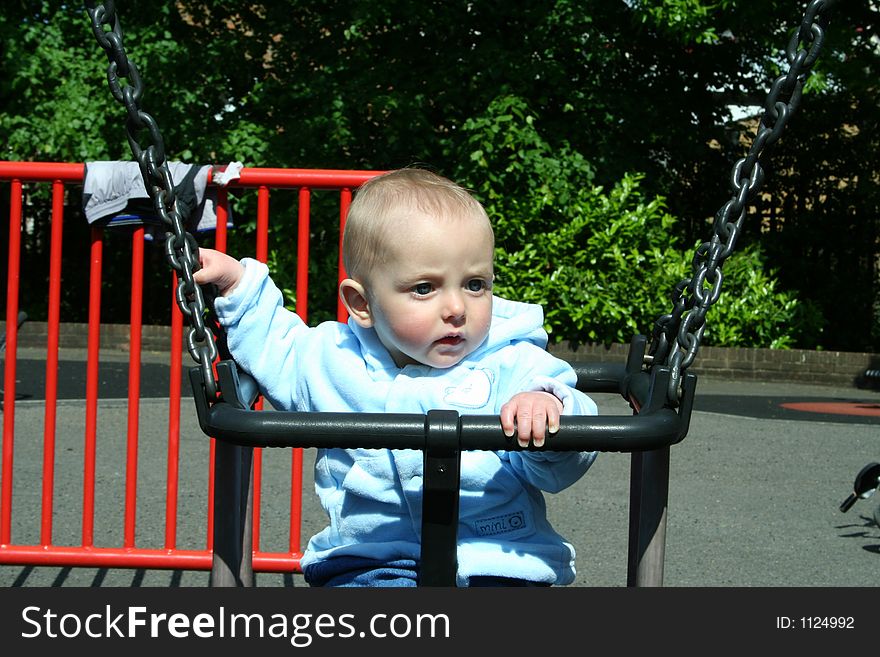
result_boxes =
[1,1,876,350]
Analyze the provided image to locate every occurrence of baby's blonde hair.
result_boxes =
[342,168,493,282]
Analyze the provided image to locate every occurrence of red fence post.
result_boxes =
[296,188,310,323]
[82,227,104,548]
[1,180,23,546]
[124,227,145,548]
[166,277,183,550]
[337,188,352,323]
[40,181,65,546]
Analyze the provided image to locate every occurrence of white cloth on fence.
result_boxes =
[82,160,223,232]
[212,161,244,186]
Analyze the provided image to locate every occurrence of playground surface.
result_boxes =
[1,347,878,587]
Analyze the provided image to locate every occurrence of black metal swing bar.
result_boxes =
[84,0,834,587]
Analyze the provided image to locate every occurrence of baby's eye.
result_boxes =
[466,279,487,292]
[412,282,433,296]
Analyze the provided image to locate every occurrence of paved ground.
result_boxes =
[1,347,879,587]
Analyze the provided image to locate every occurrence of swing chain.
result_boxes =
[85,1,219,400]
[649,0,833,405]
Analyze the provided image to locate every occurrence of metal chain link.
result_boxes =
[649,0,834,404]
[85,1,219,399]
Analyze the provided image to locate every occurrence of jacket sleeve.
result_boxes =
[211,258,306,410]
[498,345,600,493]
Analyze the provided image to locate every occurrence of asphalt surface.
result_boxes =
[1,348,879,587]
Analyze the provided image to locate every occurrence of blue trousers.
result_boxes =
[303,557,548,587]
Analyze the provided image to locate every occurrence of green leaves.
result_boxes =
[630,0,734,44]
[457,94,813,348]
[703,244,823,349]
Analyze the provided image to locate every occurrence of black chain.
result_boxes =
[649,0,834,404]
[85,1,219,399]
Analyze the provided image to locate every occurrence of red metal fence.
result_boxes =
[0,161,380,574]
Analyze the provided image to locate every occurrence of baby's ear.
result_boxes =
[339,278,373,328]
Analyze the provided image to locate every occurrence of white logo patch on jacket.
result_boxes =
[443,368,494,408]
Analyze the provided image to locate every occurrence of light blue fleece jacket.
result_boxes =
[213,258,599,585]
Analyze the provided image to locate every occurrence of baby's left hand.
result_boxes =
[500,391,564,448]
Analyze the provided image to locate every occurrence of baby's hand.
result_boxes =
[193,248,245,296]
[500,391,564,449]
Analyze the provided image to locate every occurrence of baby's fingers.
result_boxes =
[501,395,563,449]
[500,402,518,439]
[500,401,533,447]
[513,401,543,448]
[192,248,213,284]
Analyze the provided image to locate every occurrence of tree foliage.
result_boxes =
[454,94,816,347]
[1,1,878,350]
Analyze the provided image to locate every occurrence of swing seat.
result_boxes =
[190,334,696,586]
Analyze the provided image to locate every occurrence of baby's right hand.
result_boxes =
[193,248,245,296]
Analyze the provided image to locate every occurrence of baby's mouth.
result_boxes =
[436,335,464,346]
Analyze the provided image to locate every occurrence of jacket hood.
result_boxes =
[476,295,548,357]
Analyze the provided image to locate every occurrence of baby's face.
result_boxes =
[366,211,494,369]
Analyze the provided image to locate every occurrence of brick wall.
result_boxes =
[548,341,880,388]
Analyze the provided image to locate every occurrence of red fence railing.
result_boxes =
[0,161,381,573]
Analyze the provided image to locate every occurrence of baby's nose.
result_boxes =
[442,291,466,321]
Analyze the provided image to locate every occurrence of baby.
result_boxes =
[195,168,598,586]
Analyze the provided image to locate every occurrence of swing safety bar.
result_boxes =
[196,364,694,453]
